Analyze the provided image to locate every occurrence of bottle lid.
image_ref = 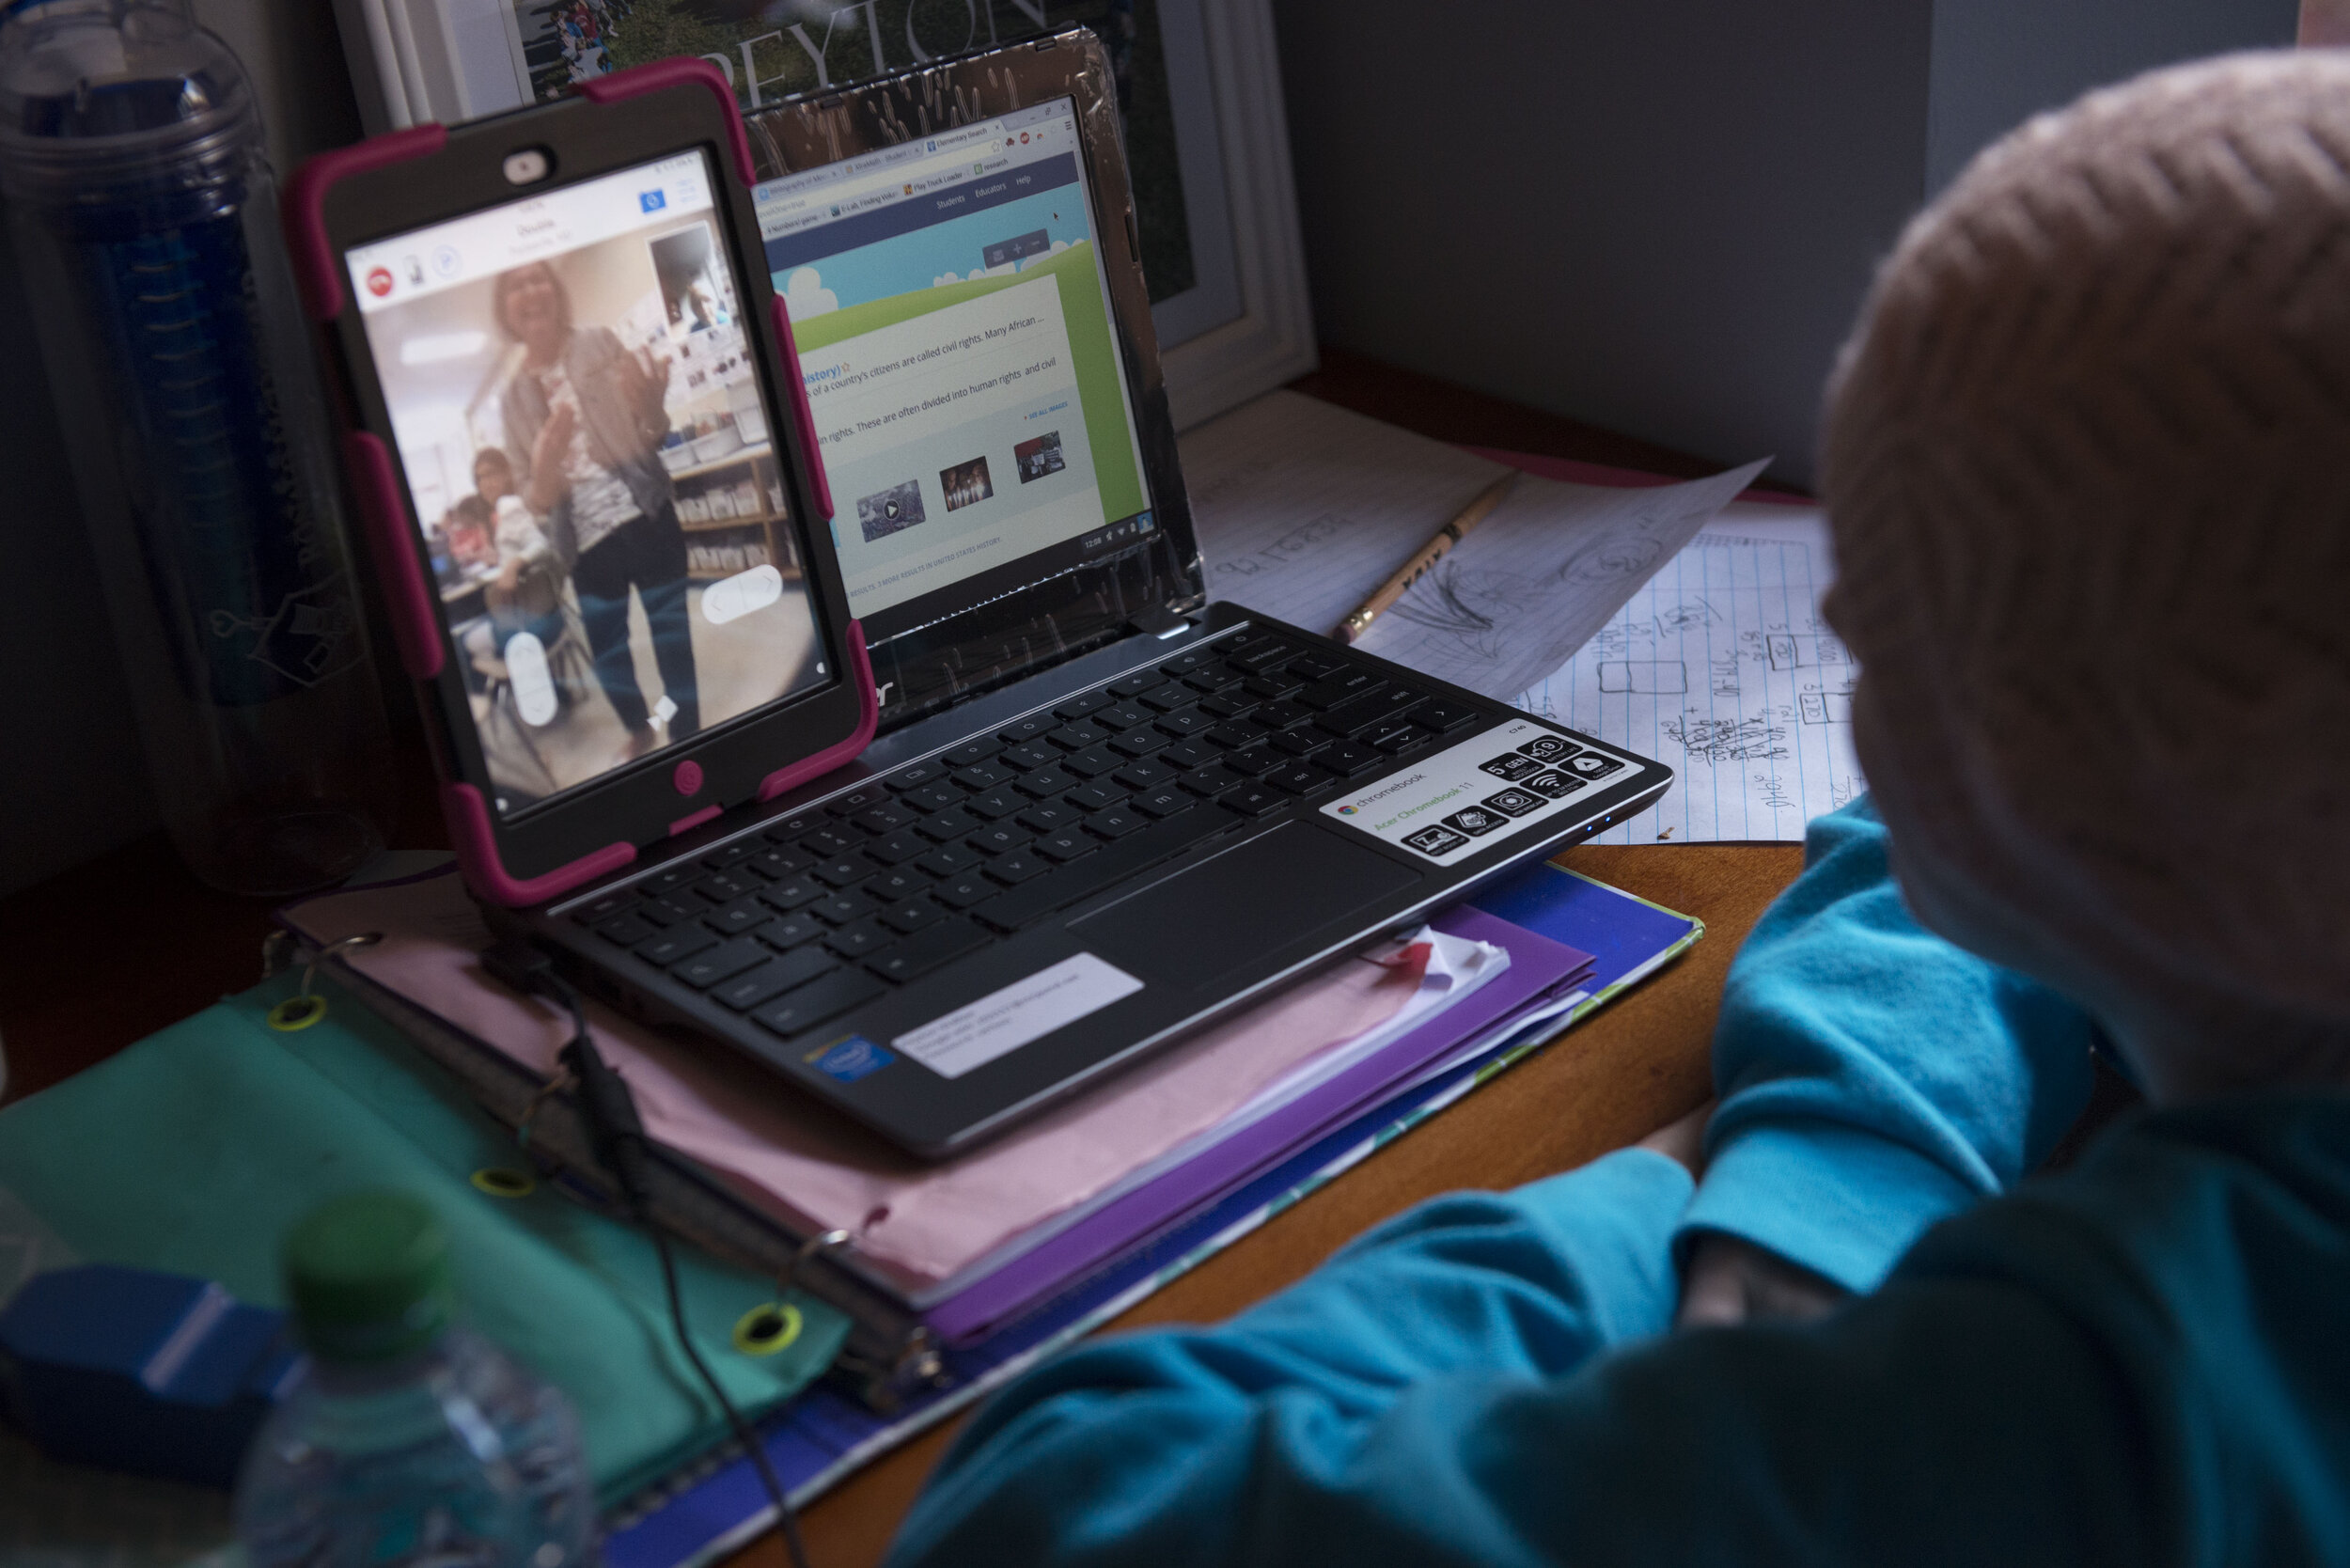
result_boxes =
[283,1192,455,1363]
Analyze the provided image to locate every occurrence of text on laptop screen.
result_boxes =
[755,99,1156,640]
[345,150,827,820]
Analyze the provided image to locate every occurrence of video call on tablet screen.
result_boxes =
[346,149,826,819]
[752,98,1157,642]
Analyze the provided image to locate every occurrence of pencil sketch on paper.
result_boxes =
[1519,504,1865,843]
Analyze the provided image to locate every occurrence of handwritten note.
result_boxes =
[1518,504,1864,842]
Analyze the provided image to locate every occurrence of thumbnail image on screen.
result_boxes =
[346,151,825,818]
[754,99,1154,636]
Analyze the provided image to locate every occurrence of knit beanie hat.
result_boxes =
[1821,53,2350,1027]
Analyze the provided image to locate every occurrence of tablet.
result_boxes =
[287,65,874,902]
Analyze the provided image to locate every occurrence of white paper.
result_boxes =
[1182,391,1766,702]
[1516,503,1864,842]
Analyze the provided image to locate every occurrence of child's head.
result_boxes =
[1821,54,2350,1101]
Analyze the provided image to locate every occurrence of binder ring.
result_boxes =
[266,933,383,1030]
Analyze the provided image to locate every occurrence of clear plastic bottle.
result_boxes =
[0,0,395,896]
[234,1192,598,1568]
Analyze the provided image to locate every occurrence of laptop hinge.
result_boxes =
[1127,604,1193,640]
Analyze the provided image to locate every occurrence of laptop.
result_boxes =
[489,33,1672,1157]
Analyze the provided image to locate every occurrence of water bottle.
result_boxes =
[234,1192,599,1568]
[0,0,396,896]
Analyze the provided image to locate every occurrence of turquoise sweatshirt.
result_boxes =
[887,800,2326,1565]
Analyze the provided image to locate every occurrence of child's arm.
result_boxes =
[1672,794,2101,1312]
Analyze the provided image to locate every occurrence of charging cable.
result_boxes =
[481,944,814,1568]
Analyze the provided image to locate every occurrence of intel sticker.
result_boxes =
[807,1034,894,1083]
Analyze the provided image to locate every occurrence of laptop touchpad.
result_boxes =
[1069,821,1422,989]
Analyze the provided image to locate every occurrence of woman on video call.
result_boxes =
[494,259,700,757]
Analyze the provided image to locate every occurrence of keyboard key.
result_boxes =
[1060,744,1124,778]
[1131,786,1194,819]
[1372,725,1428,755]
[1318,741,1385,778]
[998,742,1059,772]
[1298,670,1385,710]
[967,823,1031,856]
[905,781,966,813]
[643,894,699,926]
[1197,690,1257,718]
[705,896,770,936]
[823,917,897,959]
[760,876,824,912]
[954,763,1014,792]
[640,866,700,897]
[753,968,885,1037]
[1285,651,1345,682]
[1265,764,1329,795]
[885,760,950,792]
[810,891,871,924]
[1230,639,1296,672]
[964,789,1026,821]
[985,852,1048,886]
[1034,829,1097,864]
[1204,721,1269,750]
[756,912,827,949]
[1064,783,1125,812]
[1314,698,1394,739]
[916,844,979,877]
[932,873,999,910]
[574,891,635,924]
[750,845,807,880]
[1160,648,1222,676]
[1223,745,1282,776]
[1412,699,1480,733]
[997,714,1058,745]
[1253,699,1313,730]
[1184,664,1246,695]
[1157,740,1217,771]
[638,926,717,965]
[1222,783,1285,816]
[673,937,770,989]
[826,784,893,816]
[1154,708,1214,738]
[1087,808,1148,839]
[797,827,866,859]
[1095,702,1154,731]
[1109,670,1167,698]
[851,803,916,835]
[980,806,1240,930]
[1054,689,1114,720]
[762,812,825,843]
[864,868,930,902]
[1183,763,1246,797]
[916,807,982,842]
[810,857,870,887]
[1270,729,1327,757]
[868,917,989,983]
[595,914,657,946]
[1112,759,1180,792]
[1013,765,1079,800]
[1357,716,1419,751]
[945,738,1000,767]
[1049,721,1113,752]
[877,899,945,935]
[1107,728,1169,759]
[1137,685,1193,713]
[1016,802,1082,835]
[1242,671,1303,700]
[863,829,929,866]
[714,947,838,1010]
[702,840,766,871]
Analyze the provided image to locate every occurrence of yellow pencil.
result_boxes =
[1334,471,1520,644]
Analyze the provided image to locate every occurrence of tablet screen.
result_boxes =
[345,149,827,818]
[752,99,1157,645]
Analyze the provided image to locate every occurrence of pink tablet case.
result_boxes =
[285,58,870,909]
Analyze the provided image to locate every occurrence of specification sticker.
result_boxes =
[895,952,1144,1079]
[1319,719,1640,860]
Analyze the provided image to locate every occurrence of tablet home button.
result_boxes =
[673,760,704,796]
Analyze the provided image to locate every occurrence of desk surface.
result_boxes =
[0,348,1807,1568]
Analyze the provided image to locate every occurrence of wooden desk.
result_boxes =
[0,349,1807,1566]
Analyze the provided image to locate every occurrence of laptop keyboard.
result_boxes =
[564,630,1543,1043]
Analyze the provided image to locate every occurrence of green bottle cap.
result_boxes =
[284,1192,455,1363]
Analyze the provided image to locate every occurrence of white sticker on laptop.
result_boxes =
[894,952,1145,1080]
[1321,717,1641,861]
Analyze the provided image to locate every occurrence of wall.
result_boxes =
[1275,0,2300,494]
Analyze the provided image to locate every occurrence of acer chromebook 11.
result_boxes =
[326,34,1672,1159]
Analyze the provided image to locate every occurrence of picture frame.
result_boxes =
[329,0,1315,428]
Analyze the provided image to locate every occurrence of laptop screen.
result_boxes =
[753,99,1160,649]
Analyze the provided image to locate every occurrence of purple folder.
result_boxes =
[923,906,1596,1341]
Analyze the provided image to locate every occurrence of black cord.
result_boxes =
[481,944,813,1568]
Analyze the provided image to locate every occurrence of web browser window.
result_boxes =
[347,150,826,816]
[755,99,1156,641]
